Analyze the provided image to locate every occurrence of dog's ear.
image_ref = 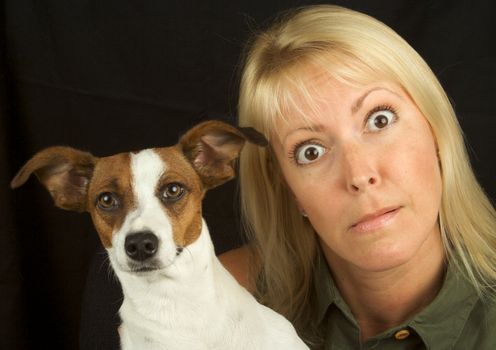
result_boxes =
[10,146,97,212]
[179,120,267,189]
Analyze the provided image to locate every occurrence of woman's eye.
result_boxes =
[366,109,397,132]
[294,143,327,165]
[97,192,120,211]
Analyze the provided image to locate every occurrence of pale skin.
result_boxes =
[222,67,446,342]
[218,246,253,293]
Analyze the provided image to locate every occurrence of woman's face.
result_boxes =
[271,71,443,273]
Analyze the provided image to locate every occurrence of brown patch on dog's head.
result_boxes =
[87,152,135,248]
[11,121,268,250]
[157,120,267,247]
[153,147,205,247]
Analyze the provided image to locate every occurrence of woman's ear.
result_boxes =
[293,197,308,217]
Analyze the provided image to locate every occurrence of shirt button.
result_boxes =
[394,329,410,340]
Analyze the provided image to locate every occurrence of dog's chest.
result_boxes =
[119,300,263,350]
[116,257,273,350]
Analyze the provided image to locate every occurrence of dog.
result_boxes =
[11,120,309,350]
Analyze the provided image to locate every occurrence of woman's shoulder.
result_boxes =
[218,245,256,293]
[453,294,496,348]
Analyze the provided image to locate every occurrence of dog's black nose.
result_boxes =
[125,231,159,261]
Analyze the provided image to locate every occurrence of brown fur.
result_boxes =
[87,153,134,248]
[179,120,266,189]
[155,147,205,247]
[10,146,96,212]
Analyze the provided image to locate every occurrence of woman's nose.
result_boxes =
[341,144,380,193]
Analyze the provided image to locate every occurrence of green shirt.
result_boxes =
[313,255,496,349]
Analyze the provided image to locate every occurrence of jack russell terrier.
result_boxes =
[11,120,309,350]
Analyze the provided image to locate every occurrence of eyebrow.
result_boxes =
[281,86,402,144]
[282,124,324,144]
[351,87,401,114]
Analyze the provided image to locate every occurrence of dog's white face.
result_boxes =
[88,147,204,274]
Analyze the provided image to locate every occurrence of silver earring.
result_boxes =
[301,210,308,218]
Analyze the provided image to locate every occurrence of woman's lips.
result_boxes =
[350,207,401,233]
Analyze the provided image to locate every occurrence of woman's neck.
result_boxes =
[321,231,446,342]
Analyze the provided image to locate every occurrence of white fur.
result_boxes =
[110,149,177,274]
[106,149,309,350]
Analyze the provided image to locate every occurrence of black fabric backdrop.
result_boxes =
[1,1,494,349]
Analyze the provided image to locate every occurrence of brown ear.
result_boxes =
[10,146,97,212]
[179,120,267,189]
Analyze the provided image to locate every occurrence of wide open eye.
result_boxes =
[294,143,327,165]
[366,108,397,132]
[97,192,120,211]
[160,183,185,202]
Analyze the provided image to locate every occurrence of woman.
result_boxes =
[228,4,496,349]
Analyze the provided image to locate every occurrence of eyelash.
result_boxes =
[368,103,396,114]
[287,104,399,165]
[288,139,325,165]
[366,104,398,123]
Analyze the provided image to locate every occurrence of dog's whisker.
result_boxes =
[106,262,118,282]
[96,253,118,282]
[184,246,195,264]
[97,251,110,272]
[167,256,178,269]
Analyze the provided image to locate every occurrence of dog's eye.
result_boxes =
[97,192,120,211]
[161,183,185,202]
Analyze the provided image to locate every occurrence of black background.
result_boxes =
[1,1,494,349]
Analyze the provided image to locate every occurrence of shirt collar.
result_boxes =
[313,249,337,325]
[313,249,479,348]
[408,265,479,349]
[313,249,357,327]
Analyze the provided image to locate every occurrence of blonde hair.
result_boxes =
[238,4,496,343]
